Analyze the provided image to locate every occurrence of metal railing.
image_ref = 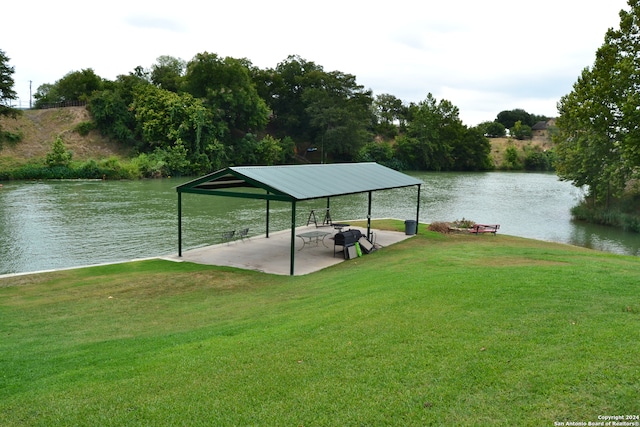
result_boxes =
[3,99,88,110]
[37,100,87,109]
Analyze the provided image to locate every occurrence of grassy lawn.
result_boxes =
[1,221,639,426]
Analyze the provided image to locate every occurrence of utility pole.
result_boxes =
[29,80,32,109]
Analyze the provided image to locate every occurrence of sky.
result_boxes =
[3,0,631,126]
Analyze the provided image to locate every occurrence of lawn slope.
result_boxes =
[0,107,129,168]
[1,226,638,426]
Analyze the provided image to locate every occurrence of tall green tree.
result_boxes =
[496,108,533,128]
[263,55,374,160]
[452,127,493,171]
[32,83,59,107]
[89,88,136,144]
[511,120,533,140]
[396,94,458,170]
[88,70,151,146]
[373,93,404,125]
[302,70,374,161]
[0,49,18,118]
[396,94,491,171]
[131,85,208,152]
[555,0,640,207]
[34,69,103,107]
[476,121,506,138]
[373,93,406,137]
[58,69,103,102]
[130,84,225,173]
[183,52,269,135]
[265,55,325,142]
[150,55,185,92]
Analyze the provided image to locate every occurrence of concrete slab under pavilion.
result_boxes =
[165,224,412,276]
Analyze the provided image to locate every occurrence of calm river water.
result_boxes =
[1,171,639,275]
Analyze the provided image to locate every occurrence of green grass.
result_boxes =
[1,222,639,426]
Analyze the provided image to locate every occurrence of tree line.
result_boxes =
[2,48,554,178]
[26,53,550,175]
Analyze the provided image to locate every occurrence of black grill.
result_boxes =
[333,229,363,257]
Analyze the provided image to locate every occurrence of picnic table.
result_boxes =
[296,230,332,250]
[469,224,500,235]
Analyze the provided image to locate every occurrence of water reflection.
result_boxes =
[568,221,640,256]
[1,172,639,275]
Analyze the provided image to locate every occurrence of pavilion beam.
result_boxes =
[179,188,290,201]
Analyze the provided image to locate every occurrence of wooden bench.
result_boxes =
[469,224,500,235]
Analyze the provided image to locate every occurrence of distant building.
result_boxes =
[532,119,556,138]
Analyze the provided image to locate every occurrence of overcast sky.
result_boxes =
[4,0,630,126]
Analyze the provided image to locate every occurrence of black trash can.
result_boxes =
[404,219,417,235]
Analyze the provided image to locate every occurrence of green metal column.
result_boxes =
[326,197,330,223]
[367,191,372,240]
[266,194,270,238]
[178,191,182,257]
[290,201,296,276]
[415,184,421,234]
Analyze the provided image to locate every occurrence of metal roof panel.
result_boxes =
[177,163,422,201]
[229,163,422,200]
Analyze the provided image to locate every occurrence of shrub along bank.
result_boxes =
[0,135,192,180]
[1,154,181,180]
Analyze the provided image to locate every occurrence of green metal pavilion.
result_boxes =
[176,162,423,275]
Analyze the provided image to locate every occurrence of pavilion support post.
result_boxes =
[367,191,372,240]
[415,184,421,234]
[178,191,183,257]
[266,195,270,238]
[325,197,331,225]
[290,201,297,276]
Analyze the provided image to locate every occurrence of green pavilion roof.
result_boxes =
[177,162,423,201]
